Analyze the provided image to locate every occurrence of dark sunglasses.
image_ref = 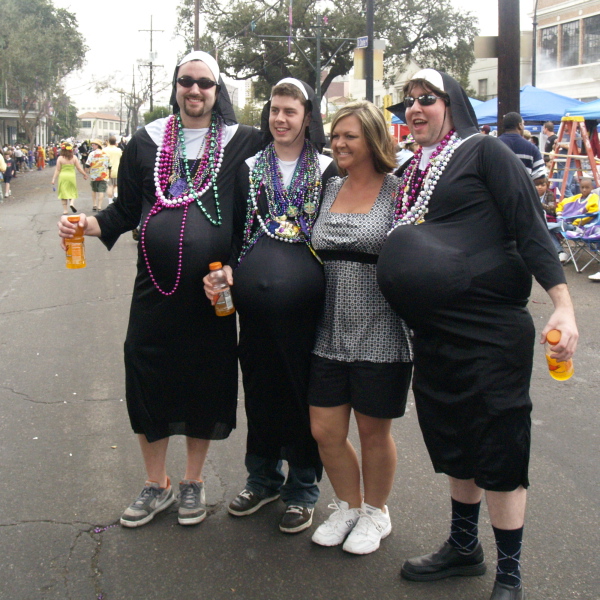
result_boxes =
[404,94,443,108]
[177,76,218,89]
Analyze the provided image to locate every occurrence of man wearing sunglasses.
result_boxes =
[58,51,262,529]
[382,69,577,600]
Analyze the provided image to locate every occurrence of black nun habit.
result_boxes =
[94,51,261,442]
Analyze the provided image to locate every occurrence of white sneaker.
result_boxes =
[311,499,360,546]
[558,252,569,263]
[342,503,392,555]
[588,271,600,281]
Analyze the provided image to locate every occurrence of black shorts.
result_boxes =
[415,395,532,492]
[307,354,413,419]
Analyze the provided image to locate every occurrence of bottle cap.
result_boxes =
[209,262,223,270]
[546,329,561,345]
[67,215,81,224]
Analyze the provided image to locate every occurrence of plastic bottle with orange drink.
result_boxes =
[544,329,573,381]
[65,215,86,269]
[208,262,235,316]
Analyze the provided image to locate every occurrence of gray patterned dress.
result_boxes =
[312,174,413,364]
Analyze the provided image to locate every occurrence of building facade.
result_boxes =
[77,112,124,141]
[535,0,600,100]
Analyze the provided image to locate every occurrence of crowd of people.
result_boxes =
[50,52,582,600]
[0,137,127,209]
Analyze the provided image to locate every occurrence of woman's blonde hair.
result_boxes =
[330,101,396,175]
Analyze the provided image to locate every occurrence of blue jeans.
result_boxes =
[556,160,577,198]
[546,223,563,252]
[244,453,319,508]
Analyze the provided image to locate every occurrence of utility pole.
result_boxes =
[139,15,164,111]
[365,0,374,102]
[497,0,520,134]
[194,0,200,50]
[532,0,539,86]
[315,15,322,105]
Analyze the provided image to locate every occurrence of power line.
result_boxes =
[139,15,164,111]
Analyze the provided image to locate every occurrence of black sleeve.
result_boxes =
[544,134,556,154]
[394,156,412,179]
[320,160,339,191]
[229,162,250,268]
[479,136,566,291]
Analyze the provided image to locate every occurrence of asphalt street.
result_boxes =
[0,167,598,600]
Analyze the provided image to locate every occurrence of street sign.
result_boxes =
[357,36,368,48]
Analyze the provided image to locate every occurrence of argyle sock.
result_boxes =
[493,525,524,587]
[447,498,481,552]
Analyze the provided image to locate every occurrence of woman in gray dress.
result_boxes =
[308,101,413,555]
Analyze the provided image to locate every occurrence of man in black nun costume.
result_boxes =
[205,78,337,533]
[378,69,578,600]
[58,51,261,528]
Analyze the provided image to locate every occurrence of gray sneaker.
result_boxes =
[120,479,175,528]
[178,479,207,526]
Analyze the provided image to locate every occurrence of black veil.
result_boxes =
[387,69,479,139]
[169,52,237,126]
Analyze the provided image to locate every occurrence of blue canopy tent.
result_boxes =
[564,98,600,120]
[391,97,482,124]
[474,85,585,124]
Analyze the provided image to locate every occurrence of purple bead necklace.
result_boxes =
[141,113,224,296]
[390,129,459,230]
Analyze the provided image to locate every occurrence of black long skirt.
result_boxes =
[233,236,325,471]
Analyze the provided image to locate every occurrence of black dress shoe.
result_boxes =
[401,540,486,581]
[490,581,525,600]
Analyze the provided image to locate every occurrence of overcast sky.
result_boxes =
[53,0,536,112]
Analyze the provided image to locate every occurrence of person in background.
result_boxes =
[481,125,491,135]
[556,177,599,226]
[535,174,568,263]
[36,145,46,170]
[3,150,15,198]
[308,101,413,555]
[51,141,88,214]
[394,136,414,168]
[104,136,123,203]
[542,121,556,164]
[498,112,546,180]
[0,150,6,202]
[14,146,24,172]
[85,139,110,211]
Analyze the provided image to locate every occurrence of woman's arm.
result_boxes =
[74,157,87,178]
[51,158,61,185]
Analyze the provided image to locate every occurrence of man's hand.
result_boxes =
[202,265,234,305]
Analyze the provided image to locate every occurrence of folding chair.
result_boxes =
[559,211,600,272]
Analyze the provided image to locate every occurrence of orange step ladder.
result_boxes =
[547,116,600,198]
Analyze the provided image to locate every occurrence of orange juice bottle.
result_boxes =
[65,215,86,269]
[545,329,573,381]
[208,262,235,316]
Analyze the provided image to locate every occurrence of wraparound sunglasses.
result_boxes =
[177,76,219,89]
[404,94,444,108]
